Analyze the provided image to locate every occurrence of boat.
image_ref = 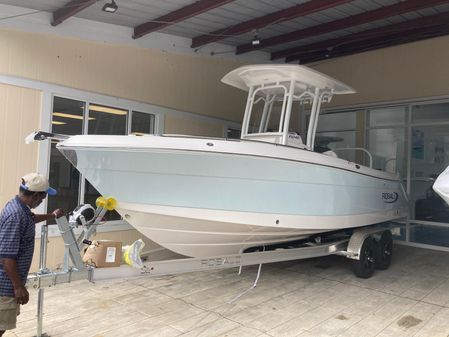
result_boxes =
[47,65,408,257]
[433,166,449,206]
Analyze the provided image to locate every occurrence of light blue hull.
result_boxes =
[58,139,407,256]
[64,149,406,217]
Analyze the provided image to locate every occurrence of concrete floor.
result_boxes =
[4,244,449,337]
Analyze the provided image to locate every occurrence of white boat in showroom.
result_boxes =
[31,65,408,257]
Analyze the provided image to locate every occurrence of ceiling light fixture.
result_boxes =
[52,121,67,125]
[251,30,260,46]
[89,105,127,115]
[53,112,95,120]
[102,0,118,13]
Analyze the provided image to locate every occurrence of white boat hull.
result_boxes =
[117,202,405,257]
[58,135,408,257]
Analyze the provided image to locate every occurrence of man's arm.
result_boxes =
[33,208,64,224]
[1,258,29,305]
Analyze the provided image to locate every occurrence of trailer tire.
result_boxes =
[375,230,393,270]
[352,236,376,279]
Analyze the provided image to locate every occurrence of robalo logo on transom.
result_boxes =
[382,192,399,203]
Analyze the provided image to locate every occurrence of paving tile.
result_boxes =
[112,288,174,306]
[94,318,183,337]
[169,310,224,333]
[376,301,441,337]
[340,296,422,337]
[400,273,446,301]
[136,298,203,318]
[5,245,449,337]
[216,325,265,337]
[307,290,394,336]
[422,278,449,306]
[266,301,348,336]
[177,318,240,337]
[413,307,449,337]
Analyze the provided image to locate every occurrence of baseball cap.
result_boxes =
[21,173,57,196]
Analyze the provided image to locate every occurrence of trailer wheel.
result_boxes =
[375,230,393,270]
[352,236,376,279]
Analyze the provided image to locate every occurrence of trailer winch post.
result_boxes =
[35,223,50,337]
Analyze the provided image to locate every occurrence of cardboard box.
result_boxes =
[83,240,122,268]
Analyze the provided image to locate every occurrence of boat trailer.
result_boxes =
[27,200,394,337]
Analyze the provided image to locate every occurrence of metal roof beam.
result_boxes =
[52,0,96,26]
[191,0,350,48]
[297,27,449,64]
[133,0,234,39]
[237,0,449,55]
[284,18,449,63]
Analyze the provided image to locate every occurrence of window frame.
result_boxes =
[322,100,449,251]
[49,94,160,230]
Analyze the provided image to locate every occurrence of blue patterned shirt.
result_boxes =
[0,196,35,297]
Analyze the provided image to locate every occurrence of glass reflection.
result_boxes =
[47,97,84,222]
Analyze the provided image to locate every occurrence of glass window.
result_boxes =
[267,101,283,132]
[48,97,84,222]
[48,96,156,224]
[313,110,365,164]
[315,130,365,164]
[367,128,406,175]
[317,111,356,132]
[131,111,155,135]
[88,104,127,135]
[409,223,449,248]
[247,88,286,134]
[411,125,449,222]
[227,128,241,139]
[412,103,449,124]
[369,107,406,127]
[248,98,265,134]
[288,102,303,135]
[248,99,285,134]
[85,104,128,221]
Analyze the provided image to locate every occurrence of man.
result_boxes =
[0,173,63,336]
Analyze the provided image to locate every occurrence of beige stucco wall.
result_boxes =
[0,28,247,123]
[313,35,449,108]
[164,114,226,137]
[0,83,41,207]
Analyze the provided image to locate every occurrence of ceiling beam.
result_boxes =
[297,25,449,64]
[291,30,429,63]
[237,0,449,55]
[283,11,449,63]
[191,0,350,48]
[52,0,96,26]
[286,12,449,62]
[133,0,234,39]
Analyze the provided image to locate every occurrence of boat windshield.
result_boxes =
[221,65,356,149]
[243,83,310,148]
[247,88,286,135]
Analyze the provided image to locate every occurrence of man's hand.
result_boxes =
[1,258,29,305]
[33,208,65,223]
[14,285,29,305]
[52,208,64,219]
